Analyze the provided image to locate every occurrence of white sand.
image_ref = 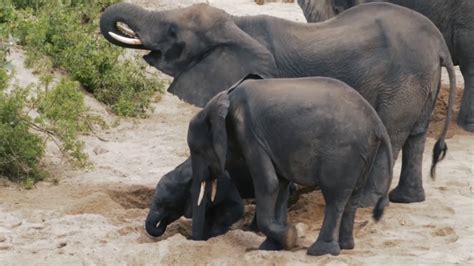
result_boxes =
[1,1,473,265]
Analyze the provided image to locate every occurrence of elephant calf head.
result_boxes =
[100,3,277,107]
[144,158,244,239]
[145,160,193,237]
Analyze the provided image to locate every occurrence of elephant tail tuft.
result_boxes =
[430,139,447,179]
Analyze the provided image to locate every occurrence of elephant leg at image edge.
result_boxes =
[457,32,474,132]
[389,132,427,203]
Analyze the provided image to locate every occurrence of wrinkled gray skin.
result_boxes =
[100,2,457,203]
[188,77,393,256]
[145,157,253,239]
[298,0,474,132]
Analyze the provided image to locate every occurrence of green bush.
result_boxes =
[0,0,165,185]
[1,3,46,185]
[34,78,91,167]
[0,69,46,185]
[8,0,164,117]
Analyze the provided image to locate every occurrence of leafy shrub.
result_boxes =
[0,0,165,185]
[0,61,46,185]
[8,0,164,117]
[34,78,92,167]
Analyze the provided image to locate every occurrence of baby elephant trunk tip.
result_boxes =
[144,212,165,238]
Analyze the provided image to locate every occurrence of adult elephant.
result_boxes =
[297,0,474,132]
[100,2,457,203]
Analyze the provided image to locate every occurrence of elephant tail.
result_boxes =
[373,194,388,222]
[372,125,393,222]
[431,53,457,179]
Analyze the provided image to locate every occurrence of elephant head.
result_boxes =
[145,157,245,239]
[100,3,277,107]
[145,159,193,238]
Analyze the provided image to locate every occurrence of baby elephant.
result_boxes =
[187,76,393,256]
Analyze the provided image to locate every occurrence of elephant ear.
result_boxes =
[206,92,231,173]
[168,22,277,107]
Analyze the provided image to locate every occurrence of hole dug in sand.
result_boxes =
[106,186,155,209]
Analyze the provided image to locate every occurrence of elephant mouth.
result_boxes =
[143,50,162,64]
[109,22,143,46]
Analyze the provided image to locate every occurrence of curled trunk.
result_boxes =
[144,211,167,237]
[100,3,148,49]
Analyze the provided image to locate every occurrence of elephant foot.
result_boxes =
[259,225,297,250]
[307,240,340,256]
[258,238,284,251]
[389,185,425,203]
[338,237,354,250]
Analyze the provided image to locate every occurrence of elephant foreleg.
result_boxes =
[244,148,297,251]
[275,178,290,225]
[258,178,291,250]
[389,131,427,203]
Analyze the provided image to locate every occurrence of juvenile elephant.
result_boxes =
[297,0,474,132]
[144,157,252,239]
[187,76,393,256]
[100,2,457,203]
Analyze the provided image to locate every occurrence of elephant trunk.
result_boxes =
[100,3,148,49]
[144,210,167,237]
[191,178,209,240]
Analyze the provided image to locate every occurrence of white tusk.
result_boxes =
[108,31,142,45]
[197,181,206,206]
[117,23,136,37]
[211,179,217,203]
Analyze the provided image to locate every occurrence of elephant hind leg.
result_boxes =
[307,156,360,256]
[307,186,352,256]
[389,130,428,203]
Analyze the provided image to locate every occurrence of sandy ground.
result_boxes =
[1,1,473,265]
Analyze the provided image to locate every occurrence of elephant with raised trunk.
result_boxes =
[297,0,474,132]
[100,2,457,203]
[187,76,393,256]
